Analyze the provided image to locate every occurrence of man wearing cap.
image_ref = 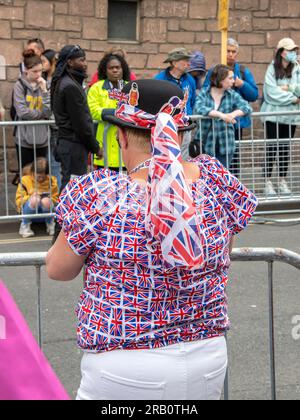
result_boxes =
[187,51,207,94]
[154,48,196,116]
[202,38,258,177]
[51,45,102,192]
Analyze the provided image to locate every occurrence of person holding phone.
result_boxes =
[16,157,58,238]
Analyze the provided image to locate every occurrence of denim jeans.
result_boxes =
[22,201,53,224]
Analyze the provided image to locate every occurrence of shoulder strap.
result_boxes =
[238,64,246,80]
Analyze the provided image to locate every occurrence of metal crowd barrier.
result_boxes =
[0,247,300,400]
[1,112,300,222]
[191,111,300,206]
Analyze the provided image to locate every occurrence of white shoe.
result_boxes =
[46,220,55,236]
[19,223,35,238]
[264,180,277,197]
[279,179,291,196]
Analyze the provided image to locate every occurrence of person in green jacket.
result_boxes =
[88,53,130,170]
[261,38,300,197]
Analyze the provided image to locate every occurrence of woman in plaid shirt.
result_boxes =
[193,65,252,168]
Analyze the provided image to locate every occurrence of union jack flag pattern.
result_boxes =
[146,113,204,268]
[56,155,258,353]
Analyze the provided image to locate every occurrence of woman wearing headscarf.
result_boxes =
[261,38,300,197]
[51,45,102,192]
[46,79,257,400]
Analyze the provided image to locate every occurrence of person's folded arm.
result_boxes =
[238,68,259,103]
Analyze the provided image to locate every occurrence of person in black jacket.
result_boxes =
[51,45,102,191]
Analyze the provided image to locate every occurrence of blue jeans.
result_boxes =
[22,201,53,225]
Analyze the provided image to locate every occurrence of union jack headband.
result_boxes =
[115,83,190,130]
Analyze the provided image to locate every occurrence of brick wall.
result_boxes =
[0,0,300,174]
[1,0,300,106]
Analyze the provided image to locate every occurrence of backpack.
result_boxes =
[10,79,27,121]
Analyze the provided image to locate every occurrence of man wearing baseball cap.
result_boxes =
[154,48,196,116]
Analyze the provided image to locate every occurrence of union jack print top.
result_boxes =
[56,155,257,353]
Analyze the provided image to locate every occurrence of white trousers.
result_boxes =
[76,336,227,401]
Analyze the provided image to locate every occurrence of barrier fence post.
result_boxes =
[268,261,276,400]
[35,265,42,349]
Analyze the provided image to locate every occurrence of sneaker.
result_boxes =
[46,220,55,236]
[264,180,277,197]
[19,223,35,238]
[279,179,291,196]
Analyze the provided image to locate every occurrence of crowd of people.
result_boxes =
[0,36,298,239]
[1,34,299,401]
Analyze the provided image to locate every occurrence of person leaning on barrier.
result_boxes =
[16,157,58,238]
[13,49,51,170]
[261,38,300,198]
[46,79,258,401]
[192,64,252,169]
[51,45,103,192]
[87,52,130,171]
[202,38,259,177]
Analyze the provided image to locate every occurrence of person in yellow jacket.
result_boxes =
[87,53,130,169]
[16,157,59,238]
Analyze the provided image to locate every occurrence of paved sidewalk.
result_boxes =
[0,218,300,400]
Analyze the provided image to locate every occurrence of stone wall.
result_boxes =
[0,0,300,174]
[1,0,300,106]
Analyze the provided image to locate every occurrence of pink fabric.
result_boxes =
[0,280,69,400]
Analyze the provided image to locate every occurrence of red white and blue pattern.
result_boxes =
[146,113,204,268]
[56,156,257,353]
[115,95,190,130]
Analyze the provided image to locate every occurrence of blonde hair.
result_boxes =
[30,157,49,175]
[125,128,151,152]
[124,127,183,151]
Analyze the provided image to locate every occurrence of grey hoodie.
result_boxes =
[13,76,51,148]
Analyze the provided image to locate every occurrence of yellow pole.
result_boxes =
[221,30,228,65]
[219,0,230,65]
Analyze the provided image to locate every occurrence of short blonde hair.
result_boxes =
[124,128,151,152]
[124,127,184,151]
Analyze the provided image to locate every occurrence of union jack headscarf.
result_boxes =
[116,96,204,269]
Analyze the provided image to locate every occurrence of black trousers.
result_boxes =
[56,139,88,192]
[263,121,296,179]
[15,144,48,170]
[229,128,243,178]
